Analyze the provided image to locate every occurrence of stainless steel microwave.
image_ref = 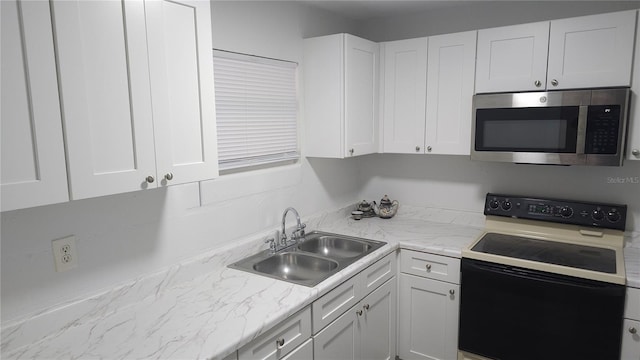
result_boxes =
[471,88,630,166]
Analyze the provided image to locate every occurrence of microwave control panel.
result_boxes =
[585,105,621,155]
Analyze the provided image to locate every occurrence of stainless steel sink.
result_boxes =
[297,233,376,259]
[229,231,385,286]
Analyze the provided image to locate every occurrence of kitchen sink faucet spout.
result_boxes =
[281,207,306,246]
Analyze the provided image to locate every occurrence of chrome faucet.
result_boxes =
[281,207,306,246]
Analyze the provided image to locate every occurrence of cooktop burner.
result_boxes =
[472,232,617,274]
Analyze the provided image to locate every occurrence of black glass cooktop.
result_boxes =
[471,233,617,274]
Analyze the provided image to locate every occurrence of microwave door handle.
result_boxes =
[576,105,588,154]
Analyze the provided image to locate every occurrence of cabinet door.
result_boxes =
[382,38,427,154]
[52,0,156,200]
[475,22,549,93]
[1,0,69,211]
[360,278,396,360]
[398,274,459,360]
[345,34,379,157]
[145,0,218,185]
[281,339,313,360]
[627,11,640,161]
[547,10,636,90]
[314,307,360,360]
[621,319,640,360]
[425,31,476,155]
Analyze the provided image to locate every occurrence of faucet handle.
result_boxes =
[265,236,277,252]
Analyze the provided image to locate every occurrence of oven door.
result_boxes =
[459,258,625,360]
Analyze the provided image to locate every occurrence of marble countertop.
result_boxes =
[2,205,638,360]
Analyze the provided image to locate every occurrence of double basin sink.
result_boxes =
[229,231,386,287]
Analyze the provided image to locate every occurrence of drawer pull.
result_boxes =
[449,289,455,295]
[276,338,285,348]
[630,327,638,334]
[425,264,432,271]
[363,304,370,311]
[356,309,363,316]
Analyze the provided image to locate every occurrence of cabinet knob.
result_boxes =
[551,79,559,87]
[449,289,455,295]
[427,146,432,152]
[349,148,355,155]
[416,146,421,152]
[534,80,542,87]
[356,309,363,316]
[632,149,640,157]
[276,338,285,348]
[164,172,174,181]
[363,304,370,311]
[146,175,155,183]
[426,264,432,271]
[630,327,638,334]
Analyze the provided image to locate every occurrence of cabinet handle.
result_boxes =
[449,289,455,295]
[146,175,155,183]
[164,173,174,181]
[363,304,370,311]
[632,149,640,156]
[349,148,354,155]
[427,146,432,152]
[630,327,638,334]
[534,80,542,87]
[356,309,363,316]
[425,264,432,271]
[276,338,285,348]
[415,146,421,152]
[551,79,559,87]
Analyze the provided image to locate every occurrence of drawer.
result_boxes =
[238,306,311,360]
[280,338,313,360]
[312,275,360,334]
[626,287,640,320]
[360,252,397,295]
[400,249,460,284]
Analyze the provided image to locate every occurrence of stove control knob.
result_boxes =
[607,209,621,223]
[559,206,573,218]
[592,209,605,221]
[502,201,512,211]
[489,199,500,210]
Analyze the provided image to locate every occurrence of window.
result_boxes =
[213,50,299,171]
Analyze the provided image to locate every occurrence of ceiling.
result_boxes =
[301,0,495,20]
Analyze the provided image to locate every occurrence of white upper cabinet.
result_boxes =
[53,0,217,200]
[425,31,477,155]
[1,0,69,211]
[304,34,379,158]
[381,31,476,156]
[381,38,428,154]
[52,0,157,200]
[476,10,636,93]
[145,0,218,185]
[547,10,636,90]
[627,10,640,161]
[475,22,550,93]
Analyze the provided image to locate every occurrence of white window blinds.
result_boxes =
[213,50,299,170]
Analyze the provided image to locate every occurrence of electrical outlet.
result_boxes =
[52,235,78,272]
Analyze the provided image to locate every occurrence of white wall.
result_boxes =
[357,155,640,231]
[0,1,361,323]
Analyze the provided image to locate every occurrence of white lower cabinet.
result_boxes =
[622,287,640,360]
[398,250,460,360]
[238,307,312,360]
[314,277,397,360]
